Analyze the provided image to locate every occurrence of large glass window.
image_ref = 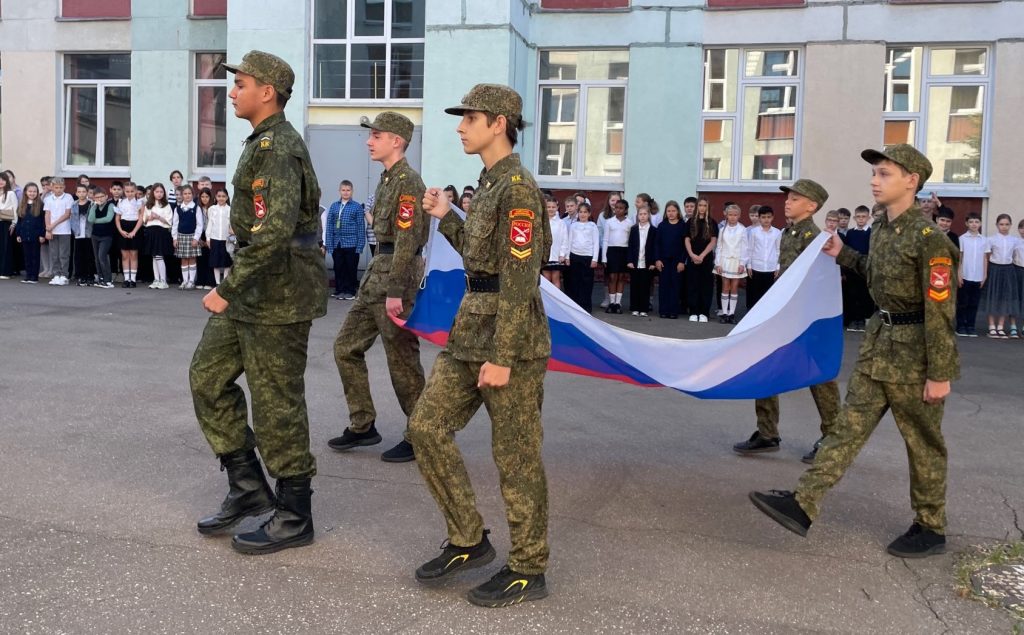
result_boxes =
[536,50,628,183]
[63,54,131,169]
[194,52,228,173]
[701,48,801,184]
[0,55,4,163]
[883,46,990,186]
[311,0,425,101]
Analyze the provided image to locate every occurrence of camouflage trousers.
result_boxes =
[334,297,424,439]
[408,351,549,575]
[795,369,948,532]
[190,316,316,479]
[755,380,841,440]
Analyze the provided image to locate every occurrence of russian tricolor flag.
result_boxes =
[396,212,843,400]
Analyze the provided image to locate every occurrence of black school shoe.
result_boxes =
[749,490,812,537]
[327,424,383,451]
[733,431,781,454]
[467,565,548,608]
[415,530,496,584]
[886,523,946,558]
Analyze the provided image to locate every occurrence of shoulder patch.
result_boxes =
[921,227,933,236]
[253,194,267,219]
[510,174,522,184]
[399,194,416,204]
[396,198,414,230]
[509,209,534,220]
[251,178,266,190]
[803,231,813,238]
[928,256,952,302]
[510,217,533,260]
[929,256,953,267]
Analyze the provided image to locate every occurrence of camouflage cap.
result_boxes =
[444,84,526,129]
[779,178,829,211]
[222,50,294,100]
[861,144,933,192]
[360,112,413,143]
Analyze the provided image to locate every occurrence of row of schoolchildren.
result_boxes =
[538,193,784,322]
[957,212,1024,338]
[0,170,235,290]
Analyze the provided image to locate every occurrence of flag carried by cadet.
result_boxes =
[395,209,843,399]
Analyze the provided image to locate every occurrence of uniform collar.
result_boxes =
[382,156,409,178]
[881,203,922,230]
[478,153,521,189]
[246,111,286,143]
[791,216,816,231]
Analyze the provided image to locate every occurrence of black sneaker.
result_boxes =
[749,490,812,537]
[467,565,548,608]
[381,439,415,463]
[967,327,978,338]
[801,437,824,465]
[886,523,946,558]
[415,530,496,584]
[955,327,968,337]
[733,431,781,455]
[327,424,382,451]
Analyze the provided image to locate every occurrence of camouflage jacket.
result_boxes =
[362,157,429,302]
[217,111,328,325]
[837,204,960,383]
[438,154,552,366]
[780,216,820,274]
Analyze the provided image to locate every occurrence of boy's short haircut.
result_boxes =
[683,196,698,206]
[198,176,212,183]
[543,194,558,204]
[111,180,124,188]
[837,207,851,218]
[825,210,840,221]
[563,195,576,204]
[50,177,64,186]
[41,176,52,185]
[464,185,476,193]
[93,186,107,196]
[854,205,870,214]
[725,204,741,214]
[76,184,88,192]
[758,205,775,215]
[125,181,137,189]
[935,208,955,220]
[340,179,353,188]
[749,204,761,213]
[966,212,982,221]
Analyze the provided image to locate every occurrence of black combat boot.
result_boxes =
[231,478,314,555]
[197,449,276,535]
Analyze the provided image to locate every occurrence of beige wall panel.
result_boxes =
[801,43,886,213]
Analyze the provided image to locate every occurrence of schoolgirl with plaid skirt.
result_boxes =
[171,186,204,290]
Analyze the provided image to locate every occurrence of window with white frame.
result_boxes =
[536,49,628,183]
[700,47,801,184]
[0,55,4,164]
[194,52,228,174]
[63,53,131,170]
[883,46,990,187]
[311,0,425,101]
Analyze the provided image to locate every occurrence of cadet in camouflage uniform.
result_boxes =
[409,84,553,608]
[189,51,327,555]
[328,112,429,463]
[734,179,841,463]
[751,144,960,558]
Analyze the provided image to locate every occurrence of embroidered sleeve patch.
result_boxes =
[258,136,272,150]
[396,198,414,230]
[254,194,267,219]
[510,174,522,183]
[510,219,533,260]
[509,209,535,220]
[928,260,951,302]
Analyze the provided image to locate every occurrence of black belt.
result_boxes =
[877,309,924,326]
[375,243,421,256]
[236,234,319,250]
[466,275,500,293]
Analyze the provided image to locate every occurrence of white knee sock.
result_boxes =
[721,293,730,315]
[729,294,738,315]
[214,268,222,284]
[188,265,196,284]
[155,257,166,282]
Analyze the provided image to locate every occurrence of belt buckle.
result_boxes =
[878,309,893,327]
[464,273,471,291]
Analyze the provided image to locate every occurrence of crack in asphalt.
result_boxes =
[883,558,952,634]
[955,392,983,417]
[999,492,1024,540]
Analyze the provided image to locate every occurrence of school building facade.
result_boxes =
[1,0,1021,228]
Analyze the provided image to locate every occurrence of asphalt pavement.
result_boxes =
[0,280,1020,633]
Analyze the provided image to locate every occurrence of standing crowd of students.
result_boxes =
[0,169,234,290]
[3,167,1021,339]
